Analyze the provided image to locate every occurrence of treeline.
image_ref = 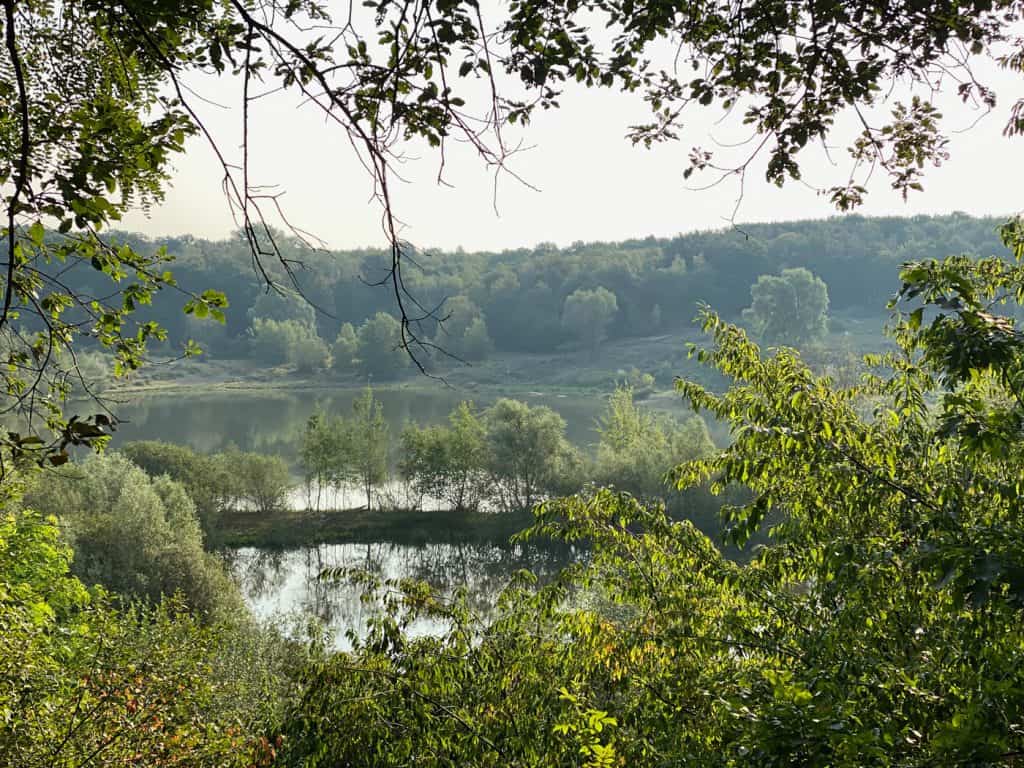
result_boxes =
[58,213,1004,373]
[303,386,723,528]
[112,387,723,539]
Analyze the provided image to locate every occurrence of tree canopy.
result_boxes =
[742,267,830,345]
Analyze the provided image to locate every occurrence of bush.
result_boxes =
[223,449,293,515]
[0,502,297,767]
[24,453,244,619]
[121,440,234,547]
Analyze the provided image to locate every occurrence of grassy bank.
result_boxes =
[218,506,537,549]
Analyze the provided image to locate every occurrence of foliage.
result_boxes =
[0,501,296,768]
[331,322,359,373]
[277,219,1024,767]
[5,1,1024,764]
[120,440,235,547]
[223,449,293,517]
[290,332,331,374]
[247,289,316,327]
[459,317,494,362]
[348,387,390,511]
[299,409,351,514]
[594,385,714,502]
[0,0,234,465]
[617,367,656,398]
[741,267,830,345]
[562,286,619,358]
[78,214,1005,369]
[356,312,409,380]
[24,453,243,619]
[484,398,581,512]
[400,402,490,512]
[250,317,328,371]
[434,295,494,361]
[2,0,1018,455]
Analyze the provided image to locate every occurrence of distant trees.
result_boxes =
[295,392,717,516]
[742,267,830,345]
[250,317,330,371]
[594,386,715,502]
[484,399,581,511]
[247,290,330,374]
[562,287,618,358]
[400,402,490,512]
[460,318,494,361]
[356,312,409,379]
[332,322,359,372]
[436,296,494,361]
[85,215,1007,369]
[247,289,317,327]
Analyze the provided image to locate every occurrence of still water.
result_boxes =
[105,386,614,467]
[100,387,703,644]
[229,539,578,649]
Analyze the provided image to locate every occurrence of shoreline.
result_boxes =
[217,506,538,549]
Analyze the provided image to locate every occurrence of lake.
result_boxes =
[229,539,580,649]
[99,385,717,645]
[104,386,620,469]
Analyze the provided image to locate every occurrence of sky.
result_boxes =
[120,41,1020,253]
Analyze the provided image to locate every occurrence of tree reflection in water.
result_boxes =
[230,540,578,648]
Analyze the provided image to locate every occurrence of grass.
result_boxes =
[219,506,536,549]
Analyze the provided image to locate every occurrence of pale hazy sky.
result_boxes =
[121,52,1020,252]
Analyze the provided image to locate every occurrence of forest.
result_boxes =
[4,0,1024,766]
[87,213,1004,377]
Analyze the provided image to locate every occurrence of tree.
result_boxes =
[223,449,292,516]
[332,322,359,373]
[562,287,618,358]
[483,398,579,512]
[400,402,489,512]
[299,409,350,513]
[247,289,317,327]
[290,331,331,374]
[434,296,493,361]
[278,221,1024,765]
[460,317,494,362]
[0,499,295,767]
[24,453,244,619]
[249,317,328,370]
[356,313,409,380]
[594,385,714,502]
[742,267,830,345]
[2,0,1019,462]
[348,387,389,511]
[120,440,235,547]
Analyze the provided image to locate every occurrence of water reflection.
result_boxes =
[230,540,576,649]
[104,388,612,467]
